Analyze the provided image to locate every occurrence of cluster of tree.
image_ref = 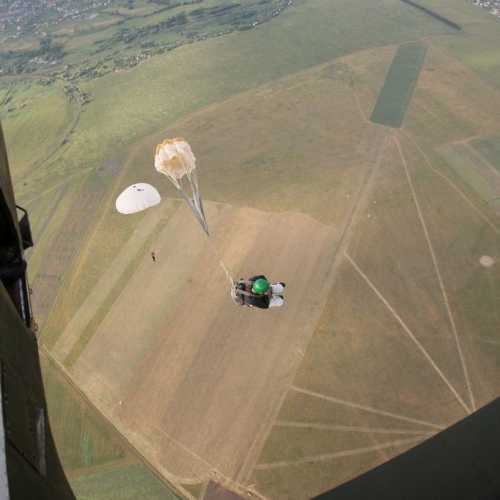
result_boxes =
[190,3,240,18]
[39,37,65,60]
[0,36,65,75]
[148,0,202,6]
[63,84,92,104]
[112,11,188,44]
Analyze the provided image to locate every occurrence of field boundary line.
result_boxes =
[149,423,265,499]
[440,134,482,148]
[394,135,475,411]
[416,101,441,122]
[344,252,471,415]
[400,131,499,234]
[65,356,217,490]
[353,91,368,123]
[254,436,427,470]
[148,422,220,479]
[39,346,192,498]
[275,421,433,436]
[291,386,445,429]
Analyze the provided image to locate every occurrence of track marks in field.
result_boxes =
[275,421,435,436]
[148,421,255,497]
[350,86,369,124]
[290,386,445,430]
[464,141,500,181]
[401,131,500,234]
[254,436,427,470]
[40,347,190,494]
[344,252,471,415]
[394,134,475,412]
[477,338,500,347]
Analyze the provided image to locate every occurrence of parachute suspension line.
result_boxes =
[218,258,235,287]
[177,187,209,236]
[203,230,235,286]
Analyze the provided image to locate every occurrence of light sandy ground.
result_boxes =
[479,255,495,267]
[67,201,339,482]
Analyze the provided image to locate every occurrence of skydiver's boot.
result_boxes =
[269,295,284,308]
[271,283,285,295]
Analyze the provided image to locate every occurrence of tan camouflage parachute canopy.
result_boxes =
[154,137,209,234]
[154,138,196,189]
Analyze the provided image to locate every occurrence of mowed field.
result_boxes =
[6,0,500,499]
[58,201,339,482]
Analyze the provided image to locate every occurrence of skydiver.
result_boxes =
[232,275,286,309]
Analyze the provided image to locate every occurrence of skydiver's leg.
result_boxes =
[269,295,284,308]
[271,283,285,294]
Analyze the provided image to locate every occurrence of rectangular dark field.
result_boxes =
[370,42,427,128]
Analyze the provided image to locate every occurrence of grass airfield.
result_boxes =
[3,0,500,498]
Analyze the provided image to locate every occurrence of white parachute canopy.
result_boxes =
[115,183,161,214]
[154,137,208,235]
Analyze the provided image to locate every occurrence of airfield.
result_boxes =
[3,0,500,499]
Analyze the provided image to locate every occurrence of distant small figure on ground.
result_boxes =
[231,275,286,309]
[151,251,156,262]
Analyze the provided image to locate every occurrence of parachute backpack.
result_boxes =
[154,137,209,235]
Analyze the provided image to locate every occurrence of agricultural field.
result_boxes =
[3,0,500,499]
[438,142,500,205]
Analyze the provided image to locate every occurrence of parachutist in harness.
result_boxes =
[232,276,286,309]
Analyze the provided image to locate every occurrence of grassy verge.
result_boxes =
[70,463,181,500]
[42,354,127,470]
[2,83,75,182]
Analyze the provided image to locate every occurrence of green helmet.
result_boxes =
[252,278,269,294]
